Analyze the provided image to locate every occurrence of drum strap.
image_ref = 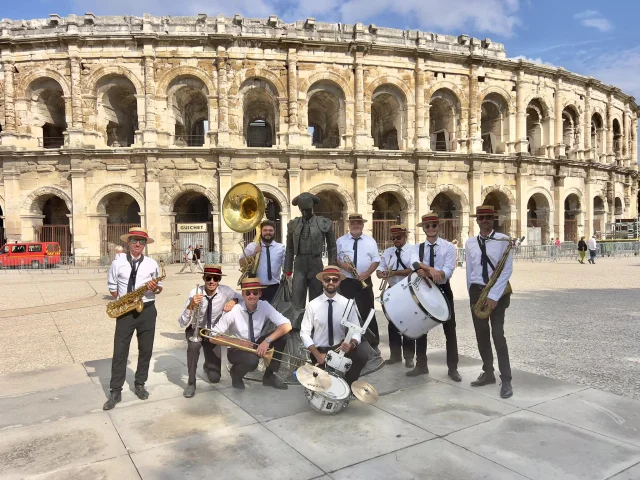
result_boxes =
[418,242,436,267]
[395,249,407,270]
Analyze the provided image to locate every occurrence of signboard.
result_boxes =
[177,223,208,233]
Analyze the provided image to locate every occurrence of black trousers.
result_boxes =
[415,282,458,369]
[260,283,279,304]
[185,326,222,384]
[388,322,415,360]
[311,343,369,385]
[109,302,156,393]
[469,284,512,381]
[227,333,288,380]
[339,277,379,348]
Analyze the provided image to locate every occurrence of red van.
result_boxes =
[0,242,62,268]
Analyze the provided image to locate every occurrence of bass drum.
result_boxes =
[381,272,450,339]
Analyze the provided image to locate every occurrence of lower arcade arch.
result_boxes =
[430,192,462,241]
[527,193,551,245]
[172,192,215,255]
[484,190,513,235]
[564,193,582,242]
[97,192,141,257]
[32,194,72,257]
[372,192,406,250]
[315,190,346,238]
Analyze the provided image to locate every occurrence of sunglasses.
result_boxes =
[477,215,494,221]
[390,236,405,241]
[323,277,340,283]
[204,275,222,282]
[129,238,147,245]
[244,290,260,297]
[424,223,439,229]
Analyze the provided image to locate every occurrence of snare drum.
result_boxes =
[304,374,351,415]
[381,272,450,339]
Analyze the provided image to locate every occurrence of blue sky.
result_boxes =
[4,0,639,98]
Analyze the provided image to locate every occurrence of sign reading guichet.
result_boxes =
[177,223,207,233]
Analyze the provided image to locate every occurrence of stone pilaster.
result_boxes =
[142,51,158,146]
[515,163,529,240]
[515,73,528,153]
[216,47,230,147]
[2,168,20,243]
[632,118,638,167]
[468,64,483,153]
[467,160,483,237]
[286,48,300,147]
[606,97,615,164]
[554,77,565,158]
[145,161,162,254]
[288,155,301,201]
[414,164,428,244]
[583,84,591,158]
[217,155,239,254]
[67,51,84,147]
[353,49,372,148]
[553,173,565,241]
[70,164,89,255]
[622,109,630,165]
[415,57,428,150]
[355,157,369,227]
[2,59,16,145]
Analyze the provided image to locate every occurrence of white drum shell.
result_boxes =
[381,273,450,339]
[304,375,351,415]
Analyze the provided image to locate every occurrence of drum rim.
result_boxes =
[407,272,450,323]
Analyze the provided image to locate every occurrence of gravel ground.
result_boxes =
[1,257,639,400]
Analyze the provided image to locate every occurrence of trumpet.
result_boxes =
[342,253,367,288]
[188,284,203,343]
[379,258,394,293]
[198,329,308,368]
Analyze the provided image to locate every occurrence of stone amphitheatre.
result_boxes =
[0,14,637,258]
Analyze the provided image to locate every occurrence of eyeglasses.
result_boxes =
[424,223,439,229]
[323,277,340,283]
[477,215,494,221]
[204,275,221,282]
[390,236,405,241]
[244,291,260,297]
[129,238,147,246]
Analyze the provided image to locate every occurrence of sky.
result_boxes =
[2,0,639,98]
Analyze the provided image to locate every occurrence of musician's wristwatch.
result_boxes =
[265,337,272,344]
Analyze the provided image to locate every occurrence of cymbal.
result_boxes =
[351,380,379,404]
[295,364,331,392]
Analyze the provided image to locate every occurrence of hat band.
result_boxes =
[242,281,262,289]
[128,230,148,238]
[476,209,494,214]
[204,268,222,275]
[322,268,341,275]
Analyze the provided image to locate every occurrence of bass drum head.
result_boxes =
[409,272,450,322]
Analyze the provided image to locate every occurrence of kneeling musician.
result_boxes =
[300,266,369,386]
[178,264,240,398]
[209,277,291,390]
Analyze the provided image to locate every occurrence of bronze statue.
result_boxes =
[285,193,337,327]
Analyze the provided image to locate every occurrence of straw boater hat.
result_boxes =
[240,277,267,291]
[416,212,440,227]
[348,213,368,223]
[390,224,408,235]
[470,205,498,217]
[203,264,226,276]
[120,227,155,244]
[315,265,347,282]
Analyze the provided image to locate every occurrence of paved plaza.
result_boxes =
[0,257,639,479]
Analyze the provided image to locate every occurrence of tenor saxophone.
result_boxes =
[472,239,513,320]
[106,261,166,318]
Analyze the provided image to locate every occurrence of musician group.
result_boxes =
[103,200,514,411]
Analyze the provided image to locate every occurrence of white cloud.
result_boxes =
[71,0,522,37]
[583,46,640,98]
[512,55,556,67]
[573,10,613,32]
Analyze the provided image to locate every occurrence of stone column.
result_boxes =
[515,165,529,240]
[67,48,84,147]
[606,97,615,163]
[414,166,428,244]
[468,64,483,153]
[145,162,162,255]
[288,155,301,202]
[554,173,565,241]
[585,174,594,238]
[353,49,372,148]
[515,73,528,153]
[141,52,158,147]
[415,58,428,150]
[583,85,591,158]
[287,47,301,147]
[218,155,238,255]
[70,165,89,255]
[632,118,638,167]
[468,160,483,237]
[554,78,565,158]
[623,110,630,166]
[2,168,20,243]
[355,157,369,226]
[216,47,230,147]
[2,59,16,145]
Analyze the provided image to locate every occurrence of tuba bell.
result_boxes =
[222,182,266,285]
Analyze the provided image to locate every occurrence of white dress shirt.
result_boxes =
[212,300,290,341]
[409,237,456,285]
[178,285,241,328]
[107,255,162,303]
[377,243,414,287]
[240,240,285,286]
[588,237,597,250]
[300,293,361,348]
[336,233,380,278]
[465,231,513,301]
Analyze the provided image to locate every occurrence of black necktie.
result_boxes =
[248,311,255,343]
[479,237,490,283]
[395,249,402,270]
[265,245,272,281]
[429,244,435,268]
[327,299,334,346]
[205,293,216,329]
[127,258,140,293]
[353,237,361,269]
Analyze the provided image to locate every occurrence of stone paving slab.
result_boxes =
[130,423,323,480]
[609,461,640,480]
[530,388,640,447]
[446,410,640,480]
[108,389,257,453]
[375,382,520,436]
[25,455,140,480]
[0,413,127,480]
[330,437,528,479]
[0,363,90,398]
[0,382,104,430]
[220,383,313,422]
[265,401,435,473]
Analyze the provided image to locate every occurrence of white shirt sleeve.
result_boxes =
[377,251,389,272]
[179,289,196,328]
[262,302,291,327]
[488,243,513,301]
[300,303,315,349]
[408,244,420,266]
[369,237,381,264]
[442,242,457,281]
[465,239,473,291]
[107,261,119,293]
[240,242,257,260]
[211,306,236,335]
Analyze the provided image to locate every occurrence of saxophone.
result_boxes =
[106,261,166,318]
[472,239,513,320]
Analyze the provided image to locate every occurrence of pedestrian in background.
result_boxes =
[179,245,195,273]
[452,239,463,267]
[587,235,597,264]
[193,244,205,273]
[577,236,587,264]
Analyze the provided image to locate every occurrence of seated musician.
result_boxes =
[178,264,240,398]
[210,277,291,390]
[300,265,369,386]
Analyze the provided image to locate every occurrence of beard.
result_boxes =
[323,284,338,295]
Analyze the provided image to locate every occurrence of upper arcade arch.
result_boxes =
[84,66,143,97]
[23,76,68,148]
[156,66,215,98]
[167,75,209,146]
[370,84,408,150]
[481,92,510,154]
[95,74,139,147]
[306,80,346,148]
[428,87,462,152]
[299,70,354,102]
[229,69,287,99]
[239,77,280,147]
[526,97,551,156]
